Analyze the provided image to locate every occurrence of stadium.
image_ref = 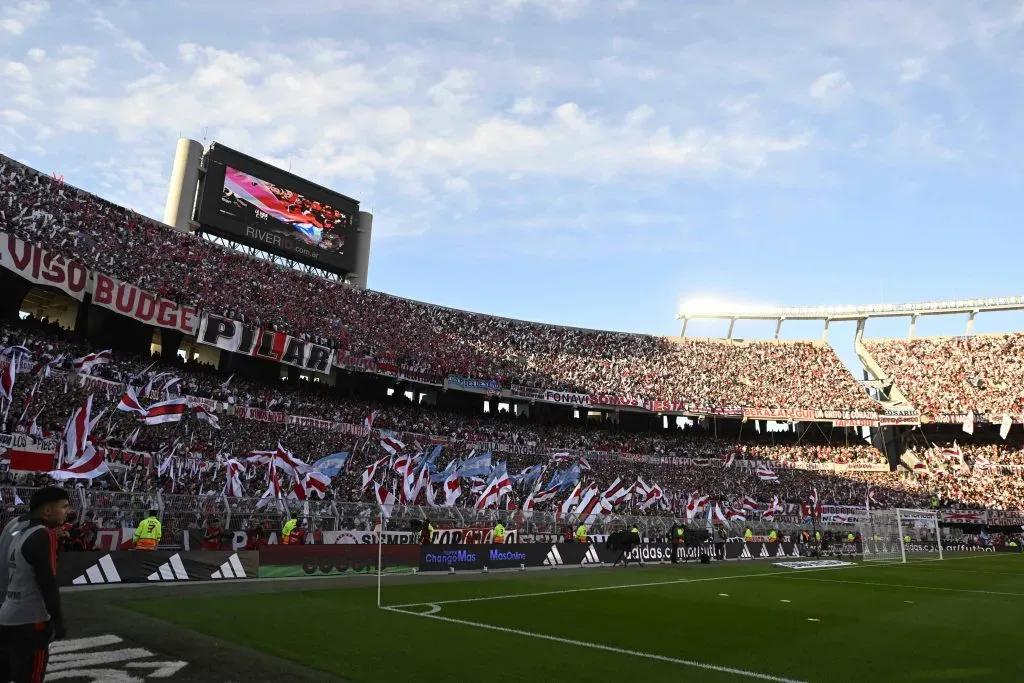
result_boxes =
[2,3,1024,682]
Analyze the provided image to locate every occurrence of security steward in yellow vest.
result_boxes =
[768,529,778,543]
[847,532,855,543]
[133,509,162,551]
[576,524,588,543]
[493,522,506,544]
[744,528,754,543]
[282,516,298,544]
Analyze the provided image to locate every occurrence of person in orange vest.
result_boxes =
[133,509,162,551]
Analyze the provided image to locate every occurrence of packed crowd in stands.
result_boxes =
[863,335,1024,415]
[908,439,1024,511]
[0,155,875,412]
[2,318,1017,514]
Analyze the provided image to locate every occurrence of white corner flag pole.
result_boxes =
[376,513,384,608]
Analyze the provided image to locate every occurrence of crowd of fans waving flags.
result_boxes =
[1,341,863,525]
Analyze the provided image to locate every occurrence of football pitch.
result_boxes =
[124,553,1024,682]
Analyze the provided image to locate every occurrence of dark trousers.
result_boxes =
[0,621,53,682]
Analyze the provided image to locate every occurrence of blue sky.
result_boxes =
[2,0,1024,359]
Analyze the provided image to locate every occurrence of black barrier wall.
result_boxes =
[59,551,259,586]
[417,543,730,572]
[259,544,420,577]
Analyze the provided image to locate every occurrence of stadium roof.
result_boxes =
[677,296,1024,322]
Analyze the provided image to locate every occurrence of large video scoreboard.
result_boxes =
[195,143,360,275]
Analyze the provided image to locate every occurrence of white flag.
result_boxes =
[1000,413,1012,440]
[962,411,974,435]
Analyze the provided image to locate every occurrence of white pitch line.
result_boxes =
[384,553,1002,611]
[385,573,774,610]
[384,555,938,610]
[782,576,1024,598]
[382,605,807,683]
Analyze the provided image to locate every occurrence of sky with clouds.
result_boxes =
[2,0,1024,356]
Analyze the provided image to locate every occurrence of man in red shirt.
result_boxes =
[202,520,225,551]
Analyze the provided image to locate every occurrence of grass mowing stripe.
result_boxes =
[779,576,1024,597]
[385,562,873,609]
[382,605,808,683]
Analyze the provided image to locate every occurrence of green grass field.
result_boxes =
[126,553,1024,682]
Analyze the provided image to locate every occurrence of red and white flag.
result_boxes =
[809,488,821,517]
[741,496,759,512]
[0,356,15,402]
[298,471,331,499]
[60,395,93,465]
[685,493,709,522]
[361,455,389,491]
[49,444,108,480]
[141,398,189,425]
[380,435,405,456]
[256,466,285,510]
[393,454,414,478]
[579,484,611,523]
[374,482,397,518]
[756,466,779,482]
[403,464,429,504]
[116,386,147,415]
[224,459,246,497]
[726,507,746,522]
[558,481,583,515]
[193,404,220,429]
[73,350,112,375]
[633,477,652,500]
[639,483,665,510]
[532,483,560,504]
[723,452,736,468]
[364,410,378,431]
[762,495,781,521]
[711,503,729,524]
[601,477,631,507]
[443,474,462,507]
[475,470,512,510]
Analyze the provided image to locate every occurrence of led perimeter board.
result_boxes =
[196,143,360,275]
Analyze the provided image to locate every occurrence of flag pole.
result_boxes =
[376,511,384,609]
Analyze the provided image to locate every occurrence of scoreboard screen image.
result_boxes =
[196,144,360,274]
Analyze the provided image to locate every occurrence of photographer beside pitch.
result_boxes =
[606,525,643,567]
[0,487,71,682]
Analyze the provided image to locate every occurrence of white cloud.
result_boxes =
[26,48,44,62]
[510,97,543,116]
[898,57,927,82]
[0,19,24,35]
[54,55,96,84]
[892,116,957,162]
[0,1,48,35]
[809,70,852,105]
[623,104,654,126]
[0,109,31,125]
[2,61,32,82]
